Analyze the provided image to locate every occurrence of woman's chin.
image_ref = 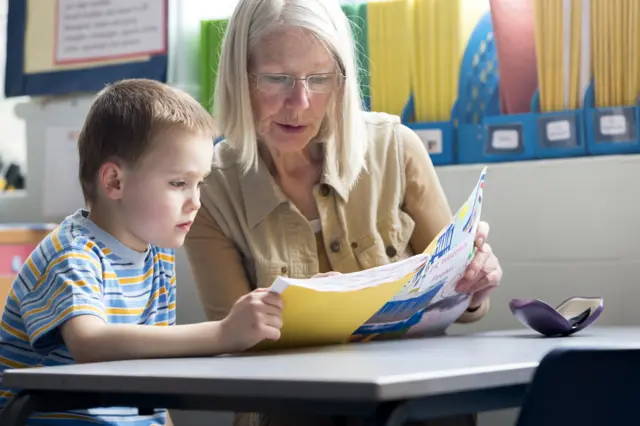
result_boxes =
[268,132,314,152]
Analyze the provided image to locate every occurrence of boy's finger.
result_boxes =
[261,292,283,309]
[261,304,283,318]
[260,325,281,341]
[263,312,283,329]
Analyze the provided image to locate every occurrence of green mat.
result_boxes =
[341,2,370,106]
[200,19,228,113]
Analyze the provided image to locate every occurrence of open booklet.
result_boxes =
[259,166,487,350]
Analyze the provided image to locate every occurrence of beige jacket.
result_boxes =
[184,111,489,324]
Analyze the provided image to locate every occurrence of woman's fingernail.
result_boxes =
[466,270,475,279]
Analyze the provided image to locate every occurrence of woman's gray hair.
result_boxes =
[214,0,368,188]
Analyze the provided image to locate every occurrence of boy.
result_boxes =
[0,79,283,425]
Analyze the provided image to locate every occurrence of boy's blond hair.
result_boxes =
[78,79,216,205]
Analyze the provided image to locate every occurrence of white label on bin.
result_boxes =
[491,129,519,149]
[600,115,627,135]
[546,120,571,141]
[416,129,443,154]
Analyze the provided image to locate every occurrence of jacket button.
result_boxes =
[330,240,341,253]
[319,184,331,197]
[281,266,288,274]
[386,245,397,258]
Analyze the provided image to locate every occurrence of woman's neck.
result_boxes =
[260,142,324,183]
[259,142,324,220]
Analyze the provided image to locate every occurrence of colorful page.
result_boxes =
[350,166,487,341]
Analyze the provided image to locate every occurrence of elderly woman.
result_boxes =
[184,0,502,425]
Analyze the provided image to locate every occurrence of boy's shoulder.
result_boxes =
[25,211,106,273]
[30,210,175,271]
[13,211,106,295]
[147,245,176,269]
[150,245,175,258]
[27,209,176,276]
[37,210,107,262]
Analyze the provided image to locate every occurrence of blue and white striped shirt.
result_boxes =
[0,209,176,425]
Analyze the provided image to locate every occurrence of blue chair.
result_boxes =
[515,346,640,426]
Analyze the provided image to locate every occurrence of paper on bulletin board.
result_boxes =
[24,0,166,74]
[42,127,85,218]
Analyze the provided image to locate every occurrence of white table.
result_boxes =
[2,326,640,426]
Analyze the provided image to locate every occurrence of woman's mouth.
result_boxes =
[277,123,307,133]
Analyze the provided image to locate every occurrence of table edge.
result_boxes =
[3,362,538,402]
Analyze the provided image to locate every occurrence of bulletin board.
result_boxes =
[4,0,169,98]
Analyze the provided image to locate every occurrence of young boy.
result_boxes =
[0,79,283,425]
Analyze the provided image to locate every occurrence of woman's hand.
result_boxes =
[455,221,502,309]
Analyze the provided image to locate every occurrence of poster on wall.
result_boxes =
[5,0,168,98]
[54,0,166,66]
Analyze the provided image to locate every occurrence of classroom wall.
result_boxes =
[439,157,640,426]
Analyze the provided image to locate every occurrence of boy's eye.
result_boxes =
[170,180,207,189]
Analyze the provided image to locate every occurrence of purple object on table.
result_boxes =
[509,296,604,337]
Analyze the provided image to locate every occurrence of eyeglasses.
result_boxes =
[251,73,343,95]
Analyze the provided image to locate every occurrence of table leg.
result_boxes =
[0,392,36,426]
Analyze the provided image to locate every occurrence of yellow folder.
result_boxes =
[368,0,412,117]
[533,0,589,112]
[258,266,418,350]
[410,0,488,122]
[589,0,638,108]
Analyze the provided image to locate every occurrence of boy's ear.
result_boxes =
[98,161,125,200]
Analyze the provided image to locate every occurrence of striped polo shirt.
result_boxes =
[0,209,176,425]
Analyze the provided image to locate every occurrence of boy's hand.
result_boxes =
[220,288,283,352]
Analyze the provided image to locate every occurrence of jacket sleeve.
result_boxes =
[183,205,252,321]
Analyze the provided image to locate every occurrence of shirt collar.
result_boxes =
[320,169,349,201]
[240,150,350,229]
[240,155,288,229]
[72,209,149,268]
